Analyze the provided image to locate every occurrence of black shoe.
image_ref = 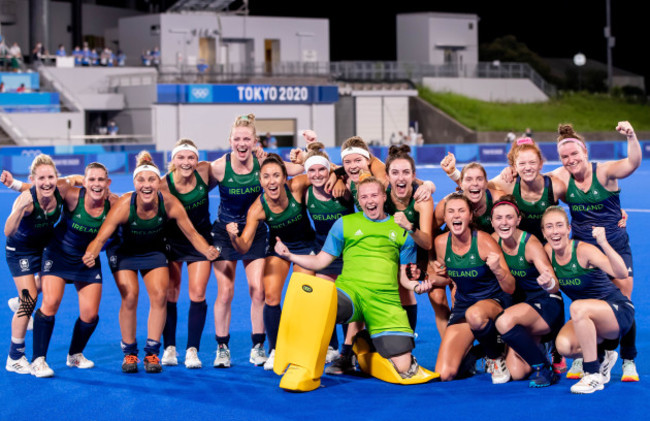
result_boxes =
[325,352,356,375]
[144,354,162,373]
[122,354,139,373]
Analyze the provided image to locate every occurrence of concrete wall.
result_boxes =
[2,2,141,54]
[423,77,549,103]
[152,103,336,151]
[410,96,476,144]
[118,14,162,67]
[8,112,85,144]
[397,13,478,66]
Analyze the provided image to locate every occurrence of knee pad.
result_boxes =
[274,273,338,392]
[17,289,37,318]
[352,330,440,385]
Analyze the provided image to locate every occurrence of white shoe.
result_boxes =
[326,346,340,364]
[30,356,54,378]
[599,350,618,384]
[213,344,231,368]
[6,355,31,374]
[7,297,19,312]
[8,297,33,330]
[184,347,202,369]
[571,372,605,394]
[249,343,268,366]
[161,345,178,366]
[66,353,94,369]
[621,359,640,382]
[490,357,511,384]
[566,358,584,379]
[263,349,275,371]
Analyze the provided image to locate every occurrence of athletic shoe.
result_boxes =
[144,354,162,373]
[249,343,268,366]
[161,345,178,366]
[30,357,54,378]
[599,350,618,384]
[5,355,31,374]
[570,372,605,394]
[66,353,94,369]
[184,347,202,369]
[552,356,568,374]
[529,363,560,388]
[325,346,340,364]
[566,358,584,379]
[7,297,19,312]
[263,349,275,371]
[121,354,139,373]
[490,357,511,384]
[325,352,356,375]
[8,297,33,330]
[621,359,640,382]
[213,344,231,368]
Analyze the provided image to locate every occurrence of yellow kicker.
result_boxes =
[273,272,338,392]
[353,331,440,385]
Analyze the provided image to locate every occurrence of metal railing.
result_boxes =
[157,61,556,97]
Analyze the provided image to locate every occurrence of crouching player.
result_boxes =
[273,176,438,390]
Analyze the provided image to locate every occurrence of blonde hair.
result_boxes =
[30,154,58,176]
[356,174,384,194]
[304,142,330,161]
[341,136,373,159]
[168,138,198,172]
[135,150,158,169]
[541,205,569,226]
[85,162,108,177]
[460,162,487,182]
[229,113,258,142]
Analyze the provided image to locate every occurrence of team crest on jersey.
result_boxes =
[43,260,53,272]
[19,259,29,271]
[389,231,397,242]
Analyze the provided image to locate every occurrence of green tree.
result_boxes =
[480,35,556,84]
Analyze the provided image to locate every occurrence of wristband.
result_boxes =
[448,168,461,182]
[544,278,556,292]
[334,166,347,177]
[9,179,23,191]
[413,282,420,294]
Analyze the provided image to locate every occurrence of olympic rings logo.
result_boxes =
[21,149,43,157]
[191,88,210,99]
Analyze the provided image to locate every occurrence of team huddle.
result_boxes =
[2,114,641,395]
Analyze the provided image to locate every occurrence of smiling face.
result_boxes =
[342,153,370,182]
[83,167,110,202]
[307,163,329,188]
[260,162,286,201]
[230,126,257,162]
[444,197,472,236]
[558,141,588,176]
[133,170,160,204]
[460,167,487,204]
[29,164,58,199]
[514,149,543,183]
[388,158,414,200]
[358,181,386,220]
[542,210,571,251]
[491,204,521,241]
[172,150,198,177]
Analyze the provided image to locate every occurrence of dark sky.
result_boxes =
[248,0,647,87]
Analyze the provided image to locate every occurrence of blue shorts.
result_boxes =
[268,238,317,259]
[166,230,212,263]
[212,220,268,261]
[42,244,103,284]
[448,291,513,326]
[523,291,565,334]
[606,296,635,337]
[5,244,43,277]
[106,247,168,273]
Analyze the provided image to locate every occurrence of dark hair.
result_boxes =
[85,162,108,177]
[556,123,584,143]
[491,194,520,216]
[385,144,415,173]
[444,192,472,213]
[260,153,287,179]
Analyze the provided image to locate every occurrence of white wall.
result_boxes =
[152,103,335,151]
[423,77,549,102]
[119,14,162,67]
[396,14,430,63]
[9,112,85,144]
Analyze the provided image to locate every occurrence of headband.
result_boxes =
[492,200,520,216]
[341,146,370,160]
[304,155,330,172]
[171,143,199,160]
[133,164,160,179]
[557,137,586,151]
[516,137,534,145]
